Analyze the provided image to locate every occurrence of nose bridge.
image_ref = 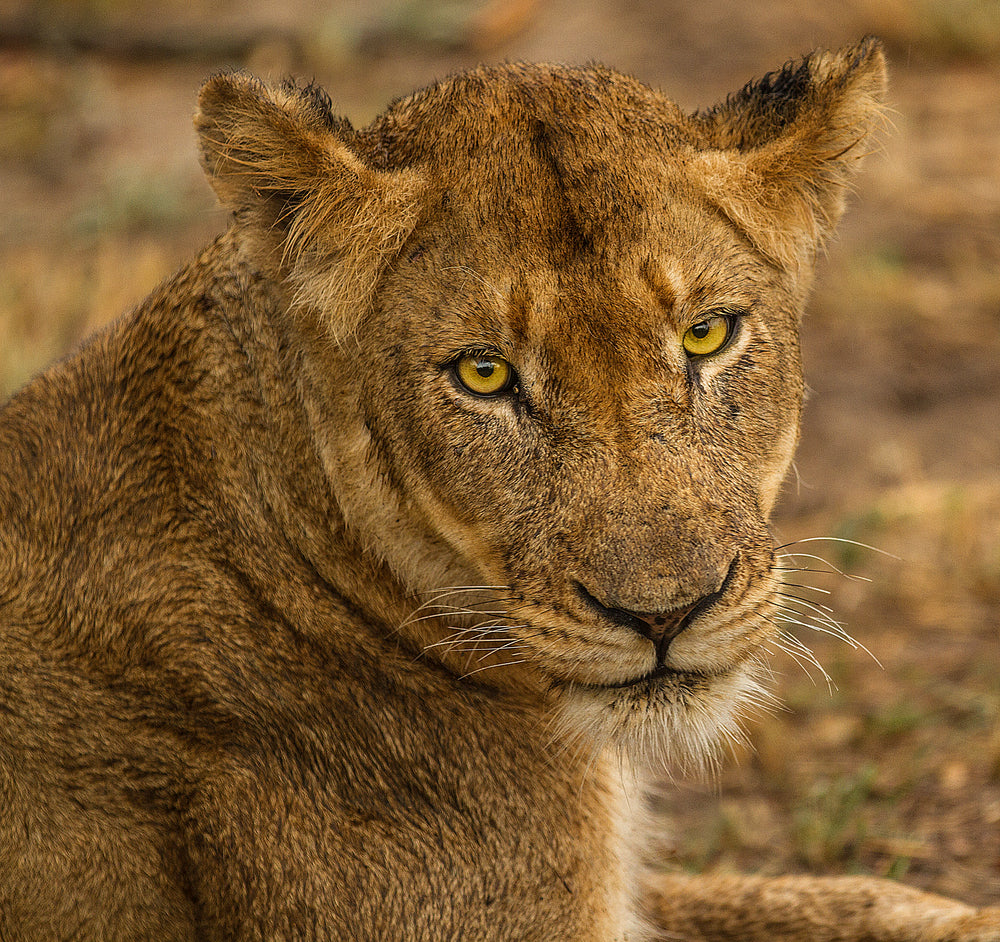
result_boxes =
[544,283,681,447]
[629,499,734,598]
[606,364,698,465]
[579,449,755,613]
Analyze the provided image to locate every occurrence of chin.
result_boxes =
[550,661,771,778]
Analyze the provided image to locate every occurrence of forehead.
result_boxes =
[478,197,767,346]
[364,63,695,250]
[525,229,765,370]
[377,64,778,347]
[368,62,691,164]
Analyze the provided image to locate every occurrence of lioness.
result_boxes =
[0,37,996,941]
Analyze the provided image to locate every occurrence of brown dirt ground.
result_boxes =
[1,0,998,909]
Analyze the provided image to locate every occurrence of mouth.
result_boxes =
[574,664,714,692]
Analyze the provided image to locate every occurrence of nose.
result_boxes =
[575,555,739,660]
[577,586,704,660]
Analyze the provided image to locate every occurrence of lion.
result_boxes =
[0,37,996,941]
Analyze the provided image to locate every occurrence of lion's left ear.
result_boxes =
[690,38,888,271]
[195,72,428,337]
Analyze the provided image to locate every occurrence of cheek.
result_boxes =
[749,371,804,513]
[757,422,800,514]
[710,350,804,511]
[368,363,525,524]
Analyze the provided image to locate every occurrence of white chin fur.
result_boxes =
[550,662,772,779]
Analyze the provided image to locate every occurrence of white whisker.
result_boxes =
[422,626,510,651]
[775,581,832,596]
[400,608,506,631]
[459,658,529,680]
[413,584,508,597]
[476,635,531,660]
[765,627,834,689]
[774,552,872,582]
[774,536,899,560]
[775,594,844,627]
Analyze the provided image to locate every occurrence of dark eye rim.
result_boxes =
[683,310,743,359]
[448,351,519,398]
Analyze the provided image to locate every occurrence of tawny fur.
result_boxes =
[0,38,996,941]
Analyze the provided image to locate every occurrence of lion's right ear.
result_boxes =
[195,72,428,336]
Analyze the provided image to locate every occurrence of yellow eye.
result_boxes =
[682,315,733,357]
[454,354,514,396]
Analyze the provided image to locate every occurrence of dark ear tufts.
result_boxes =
[843,35,884,80]
[689,38,887,270]
[705,58,815,149]
[694,37,887,153]
[278,77,354,138]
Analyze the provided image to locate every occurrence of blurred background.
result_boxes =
[1,0,998,906]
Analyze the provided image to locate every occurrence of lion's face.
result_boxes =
[196,52,885,767]
[353,133,804,766]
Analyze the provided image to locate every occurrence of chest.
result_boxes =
[186,713,639,941]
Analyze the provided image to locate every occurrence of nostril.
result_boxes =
[574,582,696,648]
[629,603,700,647]
[574,582,643,632]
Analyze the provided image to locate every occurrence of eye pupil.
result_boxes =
[475,360,495,378]
[691,322,711,339]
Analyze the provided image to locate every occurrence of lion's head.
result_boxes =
[196,41,886,771]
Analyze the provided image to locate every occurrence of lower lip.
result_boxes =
[584,665,707,691]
